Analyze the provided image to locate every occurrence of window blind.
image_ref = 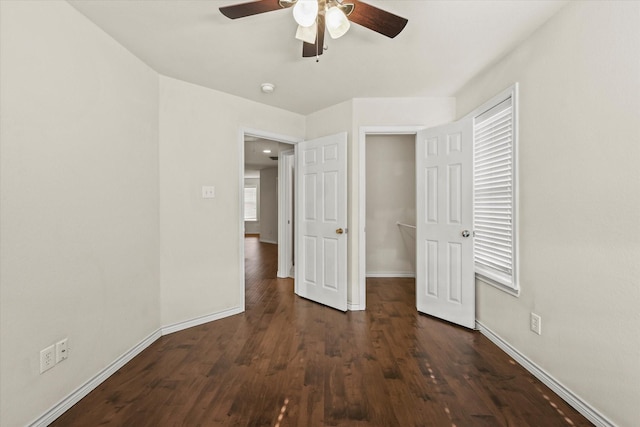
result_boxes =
[473,97,514,286]
[244,187,258,221]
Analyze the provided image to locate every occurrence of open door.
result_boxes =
[277,150,295,278]
[416,119,475,328]
[295,132,348,311]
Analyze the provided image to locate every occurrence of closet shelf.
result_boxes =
[396,222,416,229]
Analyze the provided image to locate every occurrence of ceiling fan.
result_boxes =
[219,0,408,58]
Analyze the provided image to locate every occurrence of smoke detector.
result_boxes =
[261,83,275,93]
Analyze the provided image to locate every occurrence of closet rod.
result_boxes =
[396,222,416,229]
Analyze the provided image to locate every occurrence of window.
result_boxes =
[473,85,518,294]
[244,186,258,221]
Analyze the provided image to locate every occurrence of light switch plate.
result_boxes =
[56,338,68,363]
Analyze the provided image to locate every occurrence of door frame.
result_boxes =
[357,126,425,310]
[277,149,295,278]
[238,127,302,310]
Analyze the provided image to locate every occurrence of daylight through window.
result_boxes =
[244,186,258,221]
[473,90,517,293]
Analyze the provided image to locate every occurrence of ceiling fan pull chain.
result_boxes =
[316,44,327,62]
[316,22,320,62]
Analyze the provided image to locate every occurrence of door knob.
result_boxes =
[336,228,344,235]
[461,230,471,238]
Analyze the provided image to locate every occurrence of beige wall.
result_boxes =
[0,2,160,426]
[0,3,306,424]
[259,167,278,244]
[158,76,305,327]
[455,2,640,425]
[365,134,416,276]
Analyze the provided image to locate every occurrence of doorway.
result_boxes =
[352,126,422,310]
[239,129,300,309]
[239,130,349,313]
[365,134,417,279]
[364,133,417,316]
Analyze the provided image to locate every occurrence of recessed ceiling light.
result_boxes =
[263,149,272,153]
[261,83,275,93]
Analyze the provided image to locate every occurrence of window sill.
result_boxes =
[475,273,520,297]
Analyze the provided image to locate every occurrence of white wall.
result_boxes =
[244,177,260,234]
[259,167,278,244]
[159,76,305,327]
[455,2,640,426]
[365,134,416,276]
[0,2,160,426]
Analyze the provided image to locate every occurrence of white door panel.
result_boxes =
[295,133,347,311]
[416,120,474,328]
[277,150,294,278]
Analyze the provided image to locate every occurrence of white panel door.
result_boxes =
[295,132,347,311]
[416,119,475,328]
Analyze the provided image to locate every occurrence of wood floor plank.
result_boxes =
[50,237,593,426]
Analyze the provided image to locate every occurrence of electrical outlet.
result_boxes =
[40,345,56,373]
[56,338,68,363]
[530,313,542,335]
[201,186,215,199]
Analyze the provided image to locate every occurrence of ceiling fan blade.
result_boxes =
[220,0,287,19]
[348,0,408,38]
[302,13,325,57]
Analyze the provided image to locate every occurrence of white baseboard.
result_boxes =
[476,321,615,427]
[276,272,295,279]
[161,306,243,335]
[366,271,415,278]
[31,310,614,427]
[28,328,162,427]
[259,238,277,245]
[30,306,244,427]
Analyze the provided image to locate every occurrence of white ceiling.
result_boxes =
[68,0,567,115]
[244,138,292,172]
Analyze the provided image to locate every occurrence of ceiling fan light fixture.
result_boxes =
[295,22,318,44]
[326,6,350,39]
[220,0,408,58]
[293,0,318,27]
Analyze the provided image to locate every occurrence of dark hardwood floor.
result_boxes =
[51,236,591,426]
